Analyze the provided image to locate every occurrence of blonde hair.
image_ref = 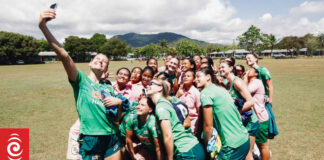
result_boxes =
[155,79,173,102]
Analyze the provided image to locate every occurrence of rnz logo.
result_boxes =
[7,133,24,160]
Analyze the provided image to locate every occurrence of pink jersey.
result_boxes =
[248,79,269,122]
[159,66,167,72]
[112,82,132,99]
[129,82,144,102]
[179,86,201,133]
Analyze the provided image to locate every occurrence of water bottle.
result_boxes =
[101,90,118,117]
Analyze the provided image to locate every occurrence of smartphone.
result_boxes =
[50,3,57,9]
[142,88,146,96]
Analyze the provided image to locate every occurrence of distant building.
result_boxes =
[127,53,135,60]
[225,49,249,58]
[208,51,225,58]
[38,51,98,62]
[298,48,308,56]
[260,49,299,57]
[38,51,58,62]
[208,49,250,58]
[298,48,323,56]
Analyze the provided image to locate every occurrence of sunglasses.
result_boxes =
[148,81,161,86]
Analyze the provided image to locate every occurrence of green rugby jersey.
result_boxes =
[200,83,249,148]
[70,70,116,135]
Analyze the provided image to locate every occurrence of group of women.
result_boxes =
[40,8,274,160]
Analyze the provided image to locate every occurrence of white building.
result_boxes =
[38,51,98,62]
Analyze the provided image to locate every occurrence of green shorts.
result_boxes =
[244,120,259,137]
[174,143,206,160]
[256,120,269,144]
[78,134,120,160]
[218,139,250,160]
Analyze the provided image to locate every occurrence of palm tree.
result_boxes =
[268,34,277,56]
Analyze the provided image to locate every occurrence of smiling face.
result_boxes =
[147,59,158,72]
[146,80,162,96]
[168,57,179,73]
[141,70,154,87]
[165,55,172,66]
[130,68,142,84]
[219,62,232,77]
[246,54,257,67]
[235,66,244,78]
[89,54,109,73]
[201,57,208,64]
[181,59,193,72]
[136,97,152,116]
[193,56,201,68]
[183,71,195,86]
[116,69,130,85]
[195,71,210,88]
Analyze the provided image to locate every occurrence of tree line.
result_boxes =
[237,25,324,56]
[1,26,324,64]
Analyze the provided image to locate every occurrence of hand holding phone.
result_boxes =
[45,3,57,22]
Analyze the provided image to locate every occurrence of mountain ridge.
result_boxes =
[114,32,208,47]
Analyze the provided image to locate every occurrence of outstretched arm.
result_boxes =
[38,9,78,82]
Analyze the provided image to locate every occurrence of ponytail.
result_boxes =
[198,67,219,85]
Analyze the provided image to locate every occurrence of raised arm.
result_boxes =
[234,78,254,112]
[38,9,78,82]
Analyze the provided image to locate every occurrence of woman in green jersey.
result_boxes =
[196,67,250,160]
[219,59,257,160]
[39,9,123,160]
[125,96,164,160]
[146,79,205,160]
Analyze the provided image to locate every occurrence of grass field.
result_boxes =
[0,58,324,159]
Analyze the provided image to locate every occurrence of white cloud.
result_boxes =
[0,0,243,44]
[0,0,323,45]
[290,1,324,16]
[251,1,324,41]
[259,13,272,21]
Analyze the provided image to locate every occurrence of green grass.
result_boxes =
[0,58,323,159]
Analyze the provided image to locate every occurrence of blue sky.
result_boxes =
[0,0,323,44]
[232,0,323,20]
[232,0,303,18]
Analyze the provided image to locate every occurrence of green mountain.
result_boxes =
[114,32,208,47]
